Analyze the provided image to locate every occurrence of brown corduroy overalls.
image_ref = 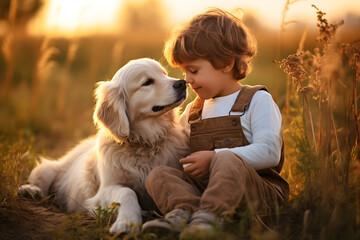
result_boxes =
[145,85,289,216]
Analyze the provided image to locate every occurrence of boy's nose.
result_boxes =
[185,76,193,84]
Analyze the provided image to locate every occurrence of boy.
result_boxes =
[142,8,289,236]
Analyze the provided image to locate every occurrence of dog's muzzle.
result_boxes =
[152,80,187,112]
[173,79,186,91]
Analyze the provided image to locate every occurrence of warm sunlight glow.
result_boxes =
[31,0,123,36]
[29,0,360,37]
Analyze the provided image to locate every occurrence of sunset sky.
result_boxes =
[29,0,360,36]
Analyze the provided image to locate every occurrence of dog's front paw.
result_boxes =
[110,210,142,234]
[18,184,45,199]
[83,198,103,217]
[109,221,141,234]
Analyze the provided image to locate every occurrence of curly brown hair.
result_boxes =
[164,8,257,80]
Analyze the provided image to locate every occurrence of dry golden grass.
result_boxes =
[0,2,359,239]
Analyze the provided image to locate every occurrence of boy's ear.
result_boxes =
[223,58,235,73]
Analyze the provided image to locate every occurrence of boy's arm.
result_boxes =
[215,91,282,170]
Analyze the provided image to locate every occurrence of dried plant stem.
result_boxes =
[303,94,317,155]
[353,56,360,147]
[30,38,58,115]
[318,95,323,156]
[330,108,341,159]
[357,185,360,236]
[57,41,78,115]
[297,27,308,54]
[352,56,360,232]
[30,40,42,115]
[276,0,290,104]
[1,34,14,97]
[284,75,291,117]
[302,209,310,240]
[279,0,304,115]
[57,65,70,115]
[0,0,18,97]
[328,70,342,173]
[8,0,18,25]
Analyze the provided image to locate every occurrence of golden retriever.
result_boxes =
[19,58,189,233]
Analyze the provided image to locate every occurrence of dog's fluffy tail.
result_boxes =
[28,157,60,196]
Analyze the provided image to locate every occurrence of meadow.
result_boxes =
[0,1,359,239]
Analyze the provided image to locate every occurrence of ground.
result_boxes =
[0,198,69,240]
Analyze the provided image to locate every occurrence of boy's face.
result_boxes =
[179,58,239,99]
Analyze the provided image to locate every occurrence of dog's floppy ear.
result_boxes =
[93,81,130,141]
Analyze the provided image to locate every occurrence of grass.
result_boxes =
[274,4,360,240]
[0,130,36,202]
[52,203,123,240]
[0,2,359,240]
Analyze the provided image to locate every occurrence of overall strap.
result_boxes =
[188,85,268,122]
[231,85,268,112]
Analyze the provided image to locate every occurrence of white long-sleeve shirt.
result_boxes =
[179,89,283,170]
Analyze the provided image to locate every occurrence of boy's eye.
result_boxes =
[142,78,154,86]
[190,70,198,74]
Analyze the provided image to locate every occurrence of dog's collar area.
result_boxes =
[124,131,169,148]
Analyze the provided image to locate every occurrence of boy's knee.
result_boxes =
[211,150,248,170]
[213,150,242,163]
[213,150,235,159]
[146,166,166,186]
[145,165,179,190]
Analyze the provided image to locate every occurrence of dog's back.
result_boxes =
[25,137,99,211]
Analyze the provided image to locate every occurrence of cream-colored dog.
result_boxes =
[19,58,189,233]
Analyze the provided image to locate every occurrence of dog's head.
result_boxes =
[94,58,186,143]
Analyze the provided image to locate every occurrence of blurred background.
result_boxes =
[0,0,359,157]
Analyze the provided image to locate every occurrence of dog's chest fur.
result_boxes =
[98,127,189,190]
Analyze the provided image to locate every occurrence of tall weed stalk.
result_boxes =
[275,0,303,104]
[56,40,79,115]
[30,38,59,115]
[277,5,360,239]
[0,0,17,97]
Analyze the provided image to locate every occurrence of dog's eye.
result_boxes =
[142,78,154,86]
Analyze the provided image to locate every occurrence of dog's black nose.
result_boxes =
[173,80,186,90]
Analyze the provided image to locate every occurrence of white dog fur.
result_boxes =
[19,58,189,233]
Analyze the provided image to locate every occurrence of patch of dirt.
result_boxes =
[0,198,70,240]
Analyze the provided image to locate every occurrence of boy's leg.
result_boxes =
[200,150,286,214]
[181,150,286,236]
[143,165,206,233]
[145,165,205,215]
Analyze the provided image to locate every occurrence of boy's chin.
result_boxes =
[197,95,210,100]
[194,91,211,100]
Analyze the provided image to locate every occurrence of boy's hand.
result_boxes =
[180,151,215,179]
